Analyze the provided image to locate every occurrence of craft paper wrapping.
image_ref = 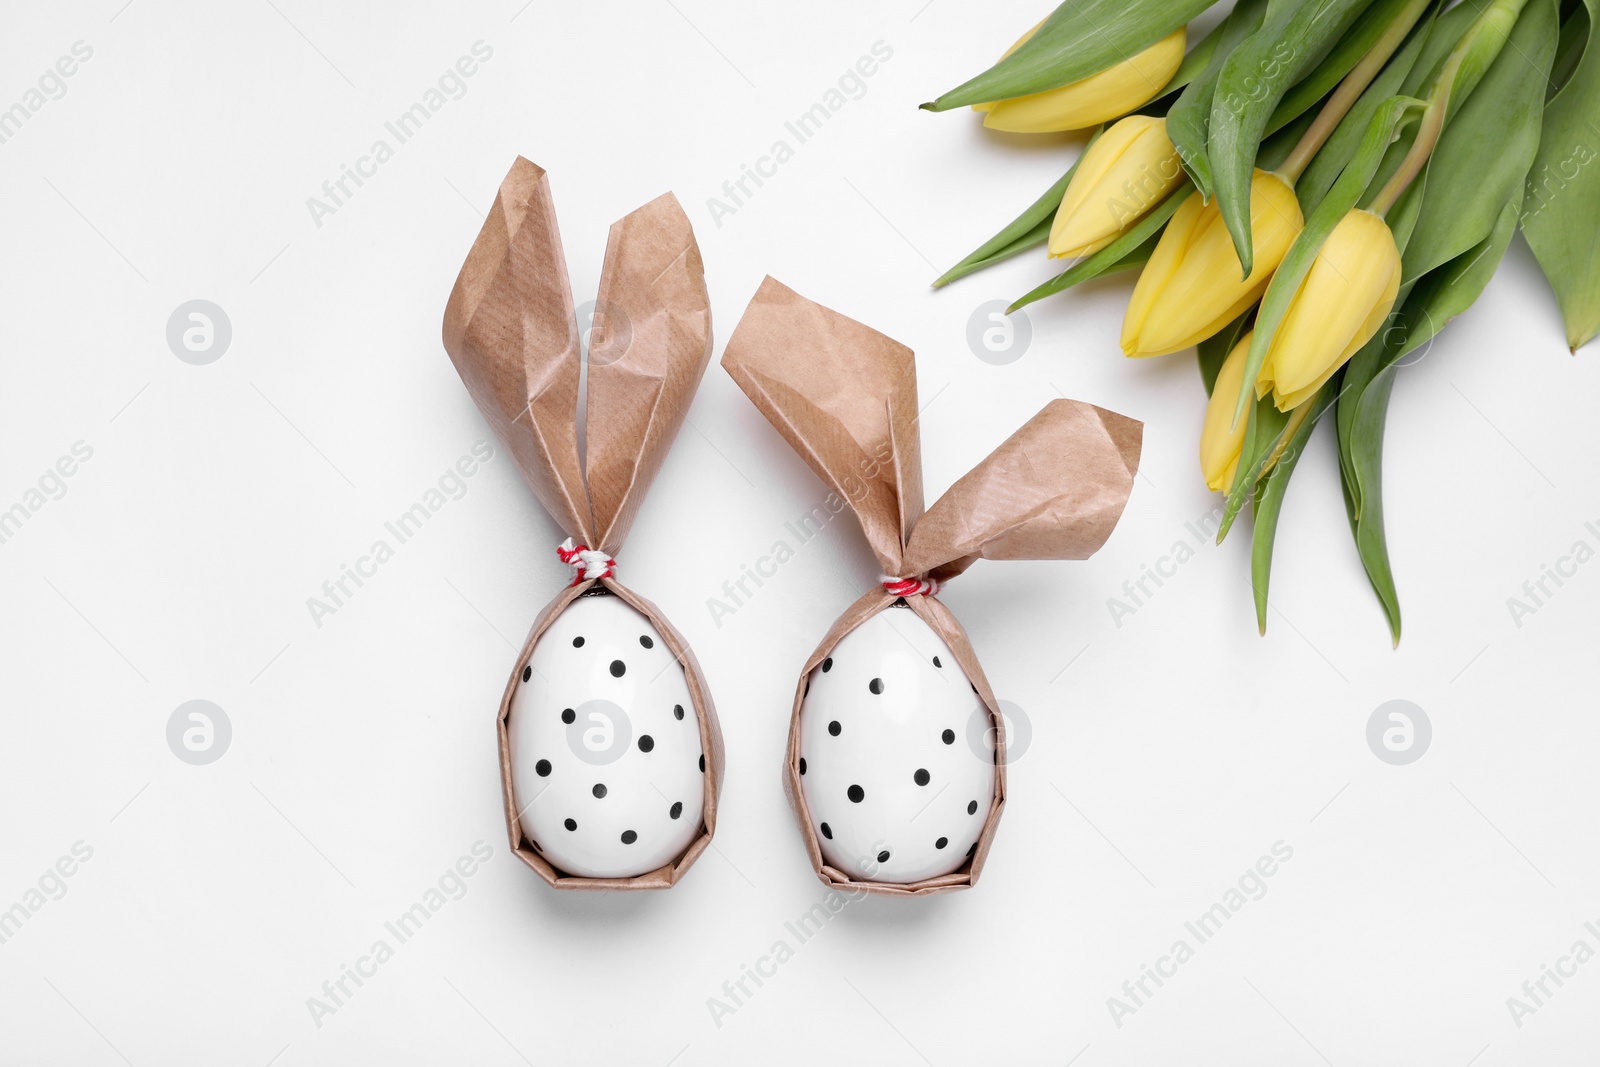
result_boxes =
[442,157,723,890]
[723,277,1141,895]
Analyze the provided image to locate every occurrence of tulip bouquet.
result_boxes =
[925,0,1598,640]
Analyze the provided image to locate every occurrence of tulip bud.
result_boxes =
[1050,116,1186,259]
[1121,169,1303,358]
[1257,209,1401,411]
[1200,330,1254,492]
[981,28,1186,133]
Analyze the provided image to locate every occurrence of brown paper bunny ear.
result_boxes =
[720,277,923,575]
[442,157,594,545]
[442,159,712,556]
[585,193,712,556]
[900,399,1142,582]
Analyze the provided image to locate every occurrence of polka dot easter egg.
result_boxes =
[508,591,706,879]
[799,606,994,883]
[442,159,723,889]
[724,277,1142,892]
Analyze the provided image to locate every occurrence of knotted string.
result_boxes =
[881,574,941,598]
[557,538,615,586]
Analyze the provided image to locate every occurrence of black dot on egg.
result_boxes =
[639,635,653,649]
[535,759,551,777]
[561,708,576,724]
[932,655,942,668]
[942,729,955,745]
[621,830,637,844]
[638,735,654,753]
[820,822,832,839]
[848,784,864,803]
[674,704,685,720]
[670,801,683,819]
[564,818,577,831]
[935,837,948,849]
[799,757,807,775]
[572,636,585,648]
[877,850,890,864]
[828,720,841,736]
[967,800,978,815]
[521,665,532,683]
[822,657,833,672]
[609,659,626,677]
[593,783,608,799]
[869,678,884,695]
[699,754,706,772]
[914,768,930,786]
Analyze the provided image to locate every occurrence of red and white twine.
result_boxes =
[557,538,615,586]
[881,574,941,598]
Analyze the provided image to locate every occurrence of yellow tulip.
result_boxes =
[1200,328,1314,493]
[1050,116,1185,259]
[1121,169,1303,358]
[1200,330,1253,492]
[1257,209,1401,411]
[981,28,1186,133]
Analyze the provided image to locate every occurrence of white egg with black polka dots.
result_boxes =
[508,591,705,879]
[798,605,996,883]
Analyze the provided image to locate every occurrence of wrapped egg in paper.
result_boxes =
[508,590,705,879]
[799,605,994,883]
[442,158,722,889]
[723,277,1141,895]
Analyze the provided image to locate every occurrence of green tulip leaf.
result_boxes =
[1209,0,1378,276]
[932,129,1104,289]
[1008,179,1192,311]
[922,0,1218,112]
[1167,0,1272,200]
[1251,379,1338,632]
[1391,191,1524,367]
[1338,187,1523,641]
[1233,94,1426,426]
[1199,309,1255,394]
[1402,0,1558,282]
[1297,3,1438,214]
[932,217,1051,289]
[1334,300,1406,518]
[1522,0,1600,350]
[1157,13,1233,99]
[1346,362,1404,643]
[1264,0,1434,136]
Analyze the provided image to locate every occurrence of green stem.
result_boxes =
[1367,49,1458,215]
[1277,0,1434,183]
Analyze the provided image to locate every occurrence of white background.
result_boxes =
[2,0,1598,1063]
